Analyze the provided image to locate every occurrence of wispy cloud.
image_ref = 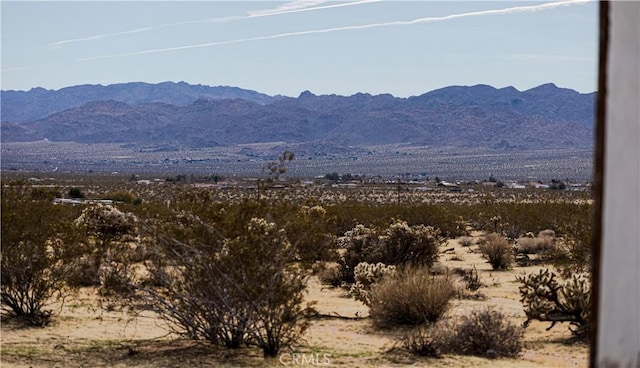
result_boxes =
[49,0,379,48]
[78,0,590,62]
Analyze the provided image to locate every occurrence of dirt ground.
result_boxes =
[1,235,588,367]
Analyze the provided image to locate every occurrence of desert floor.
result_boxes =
[1,235,588,367]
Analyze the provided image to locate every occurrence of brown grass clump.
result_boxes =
[317,263,344,288]
[515,236,555,255]
[442,307,524,358]
[478,233,513,270]
[368,267,454,328]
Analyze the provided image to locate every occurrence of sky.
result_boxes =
[1,0,598,97]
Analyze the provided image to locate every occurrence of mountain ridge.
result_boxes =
[0,81,595,152]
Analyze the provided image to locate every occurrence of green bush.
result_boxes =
[68,187,85,199]
[478,233,513,270]
[368,267,454,328]
[117,216,311,358]
[1,184,81,325]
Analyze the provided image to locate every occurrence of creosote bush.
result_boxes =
[1,183,81,326]
[478,233,513,270]
[403,307,523,359]
[402,322,448,358]
[443,307,524,358]
[368,266,454,328]
[110,215,311,358]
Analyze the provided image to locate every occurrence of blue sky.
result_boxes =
[1,0,598,97]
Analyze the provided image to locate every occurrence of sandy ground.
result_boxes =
[1,235,588,367]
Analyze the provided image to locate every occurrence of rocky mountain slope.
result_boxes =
[0,82,595,151]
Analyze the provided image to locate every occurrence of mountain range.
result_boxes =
[0,81,595,151]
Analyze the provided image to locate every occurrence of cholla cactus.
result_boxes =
[337,224,375,249]
[75,204,137,241]
[349,262,396,306]
[517,268,591,337]
[338,220,442,284]
[73,204,138,287]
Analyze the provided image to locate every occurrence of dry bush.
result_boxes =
[402,322,449,358]
[478,233,513,270]
[458,236,474,247]
[442,307,524,358]
[316,263,344,288]
[368,267,454,328]
[452,266,483,292]
[515,236,556,255]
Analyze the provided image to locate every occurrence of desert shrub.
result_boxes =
[458,236,474,247]
[71,204,138,287]
[544,220,592,278]
[349,262,396,306]
[1,184,81,325]
[30,187,62,201]
[338,220,443,283]
[124,217,311,357]
[284,205,337,266]
[452,266,483,292]
[515,236,555,255]
[103,190,138,204]
[317,263,343,288]
[442,307,523,358]
[402,322,449,358]
[478,233,513,270]
[368,267,454,328]
[68,187,85,198]
[517,268,591,337]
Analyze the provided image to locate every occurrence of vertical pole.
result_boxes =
[589,1,608,366]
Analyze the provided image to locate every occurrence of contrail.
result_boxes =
[49,0,379,47]
[78,0,590,62]
[50,27,153,47]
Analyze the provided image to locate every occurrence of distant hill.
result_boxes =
[0,82,595,151]
[1,81,278,123]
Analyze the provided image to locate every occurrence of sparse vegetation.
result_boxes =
[0,174,592,367]
[367,266,454,328]
[478,233,514,270]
